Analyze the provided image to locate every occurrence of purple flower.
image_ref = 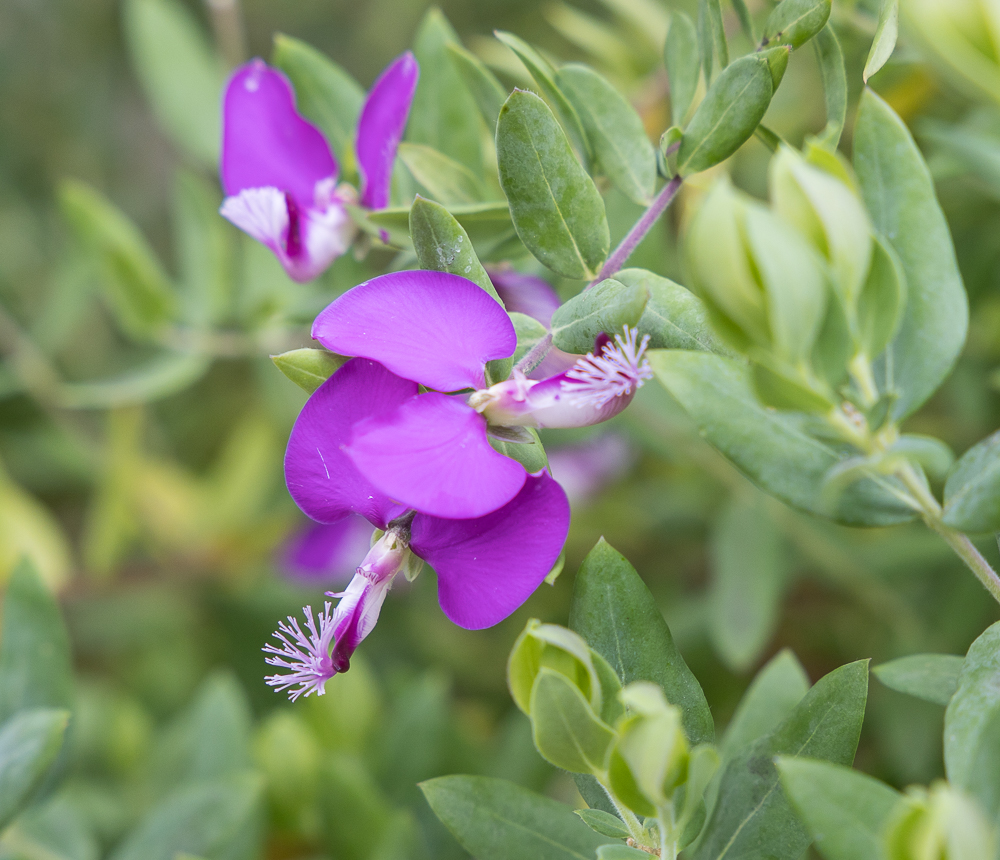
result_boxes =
[311,270,653,520]
[486,267,562,328]
[280,516,374,586]
[219,53,418,282]
[268,356,571,699]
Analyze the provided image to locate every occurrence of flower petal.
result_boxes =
[486,267,562,327]
[410,473,570,629]
[280,516,374,585]
[346,392,526,519]
[221,59,338,207]
[356,52,419,209]
[285,358,418,528]
[312,270,517,391]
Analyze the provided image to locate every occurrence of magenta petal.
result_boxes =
[486,268,562,328]
[312,270,517,391]
[357,52,419,209]
[346,392,526,519]
[285,358,418,528]
[281,516,374,585]
[410,473,570,630]
[221,59,338,206]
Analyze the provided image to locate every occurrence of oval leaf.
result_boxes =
[677,56,774,177]
[942,429,1000,533]
[872,653,964,706]
[648,350,915,526]
[853,89,968,420]
[0,708,70,830]
[497,90,610,279]
[556,64,657,205]
[550,278,648,354]
[420,775,612,860]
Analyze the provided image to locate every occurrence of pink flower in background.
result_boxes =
[280,516,374,586]
[219,53,418,281]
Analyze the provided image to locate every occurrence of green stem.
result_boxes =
[599,782,645,844]
[657,804,677,860]
[848,353,879,409]
[896,464,1000,605]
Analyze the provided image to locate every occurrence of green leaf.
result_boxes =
[569,538,714,745]
[617,269,722,353]
[760,0,831,49]
[665,12,701,126]
[731,0,756,42]
[864,0,899,83]
[272,35,366,173]
[692,661,869,860]
[648,350,915,526]
[420,775,612,860]
[0,560,73,722]
[511,312,549,364]
[556,64,657,205]
[409,10,482,172]
[154,671,253,790]
[409,197,498,299]
[446,43,508,132]
[0,709,70,830]
[677,55,774,176]
[172,170,232,328]
[55,352,211,409]
[60,181,177,340]
[122,0,225,166]
[945,621,1000,820]
[721,650,811,760]
[494,32,592,165]
[777,757,901,860]
[550,278,648,354]
[110,773,264,860]
[575,808,632,839]
[873,654,964,706]
[942,430,1000,533]
[701,0,729,71]
[489,429,549,473]
[496,90,610,280]
[709,495,791,673]
[857,234,906,360]
[813,25,848,148]
[398,143,489,205]
[271,349,348,394]
[853,89,968,420]
[530,668,616,775]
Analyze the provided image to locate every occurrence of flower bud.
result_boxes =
[607,682,690,817]
[770,145,873,317]
[686,177,828,366]
[884,782,996,860]
[507,619,602,716]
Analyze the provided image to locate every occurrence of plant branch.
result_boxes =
[204,0,247,68]
[512,332,553,376]
[589,176,683,288]
[896,463,1000,605]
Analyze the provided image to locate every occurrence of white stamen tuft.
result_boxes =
[560,326,653,409]
[263,602,337,701]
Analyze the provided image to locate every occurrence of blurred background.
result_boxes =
[1,0,1000,857]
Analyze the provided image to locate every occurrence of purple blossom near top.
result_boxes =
[486,266,562,328]
[219,53,418,282]
[312,270,653,521]
[267,357,571,700]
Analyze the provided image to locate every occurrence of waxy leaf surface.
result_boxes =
[497,90,609,280]
[854,89,968,420]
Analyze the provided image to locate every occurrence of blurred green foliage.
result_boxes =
[1,0,1000,857]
